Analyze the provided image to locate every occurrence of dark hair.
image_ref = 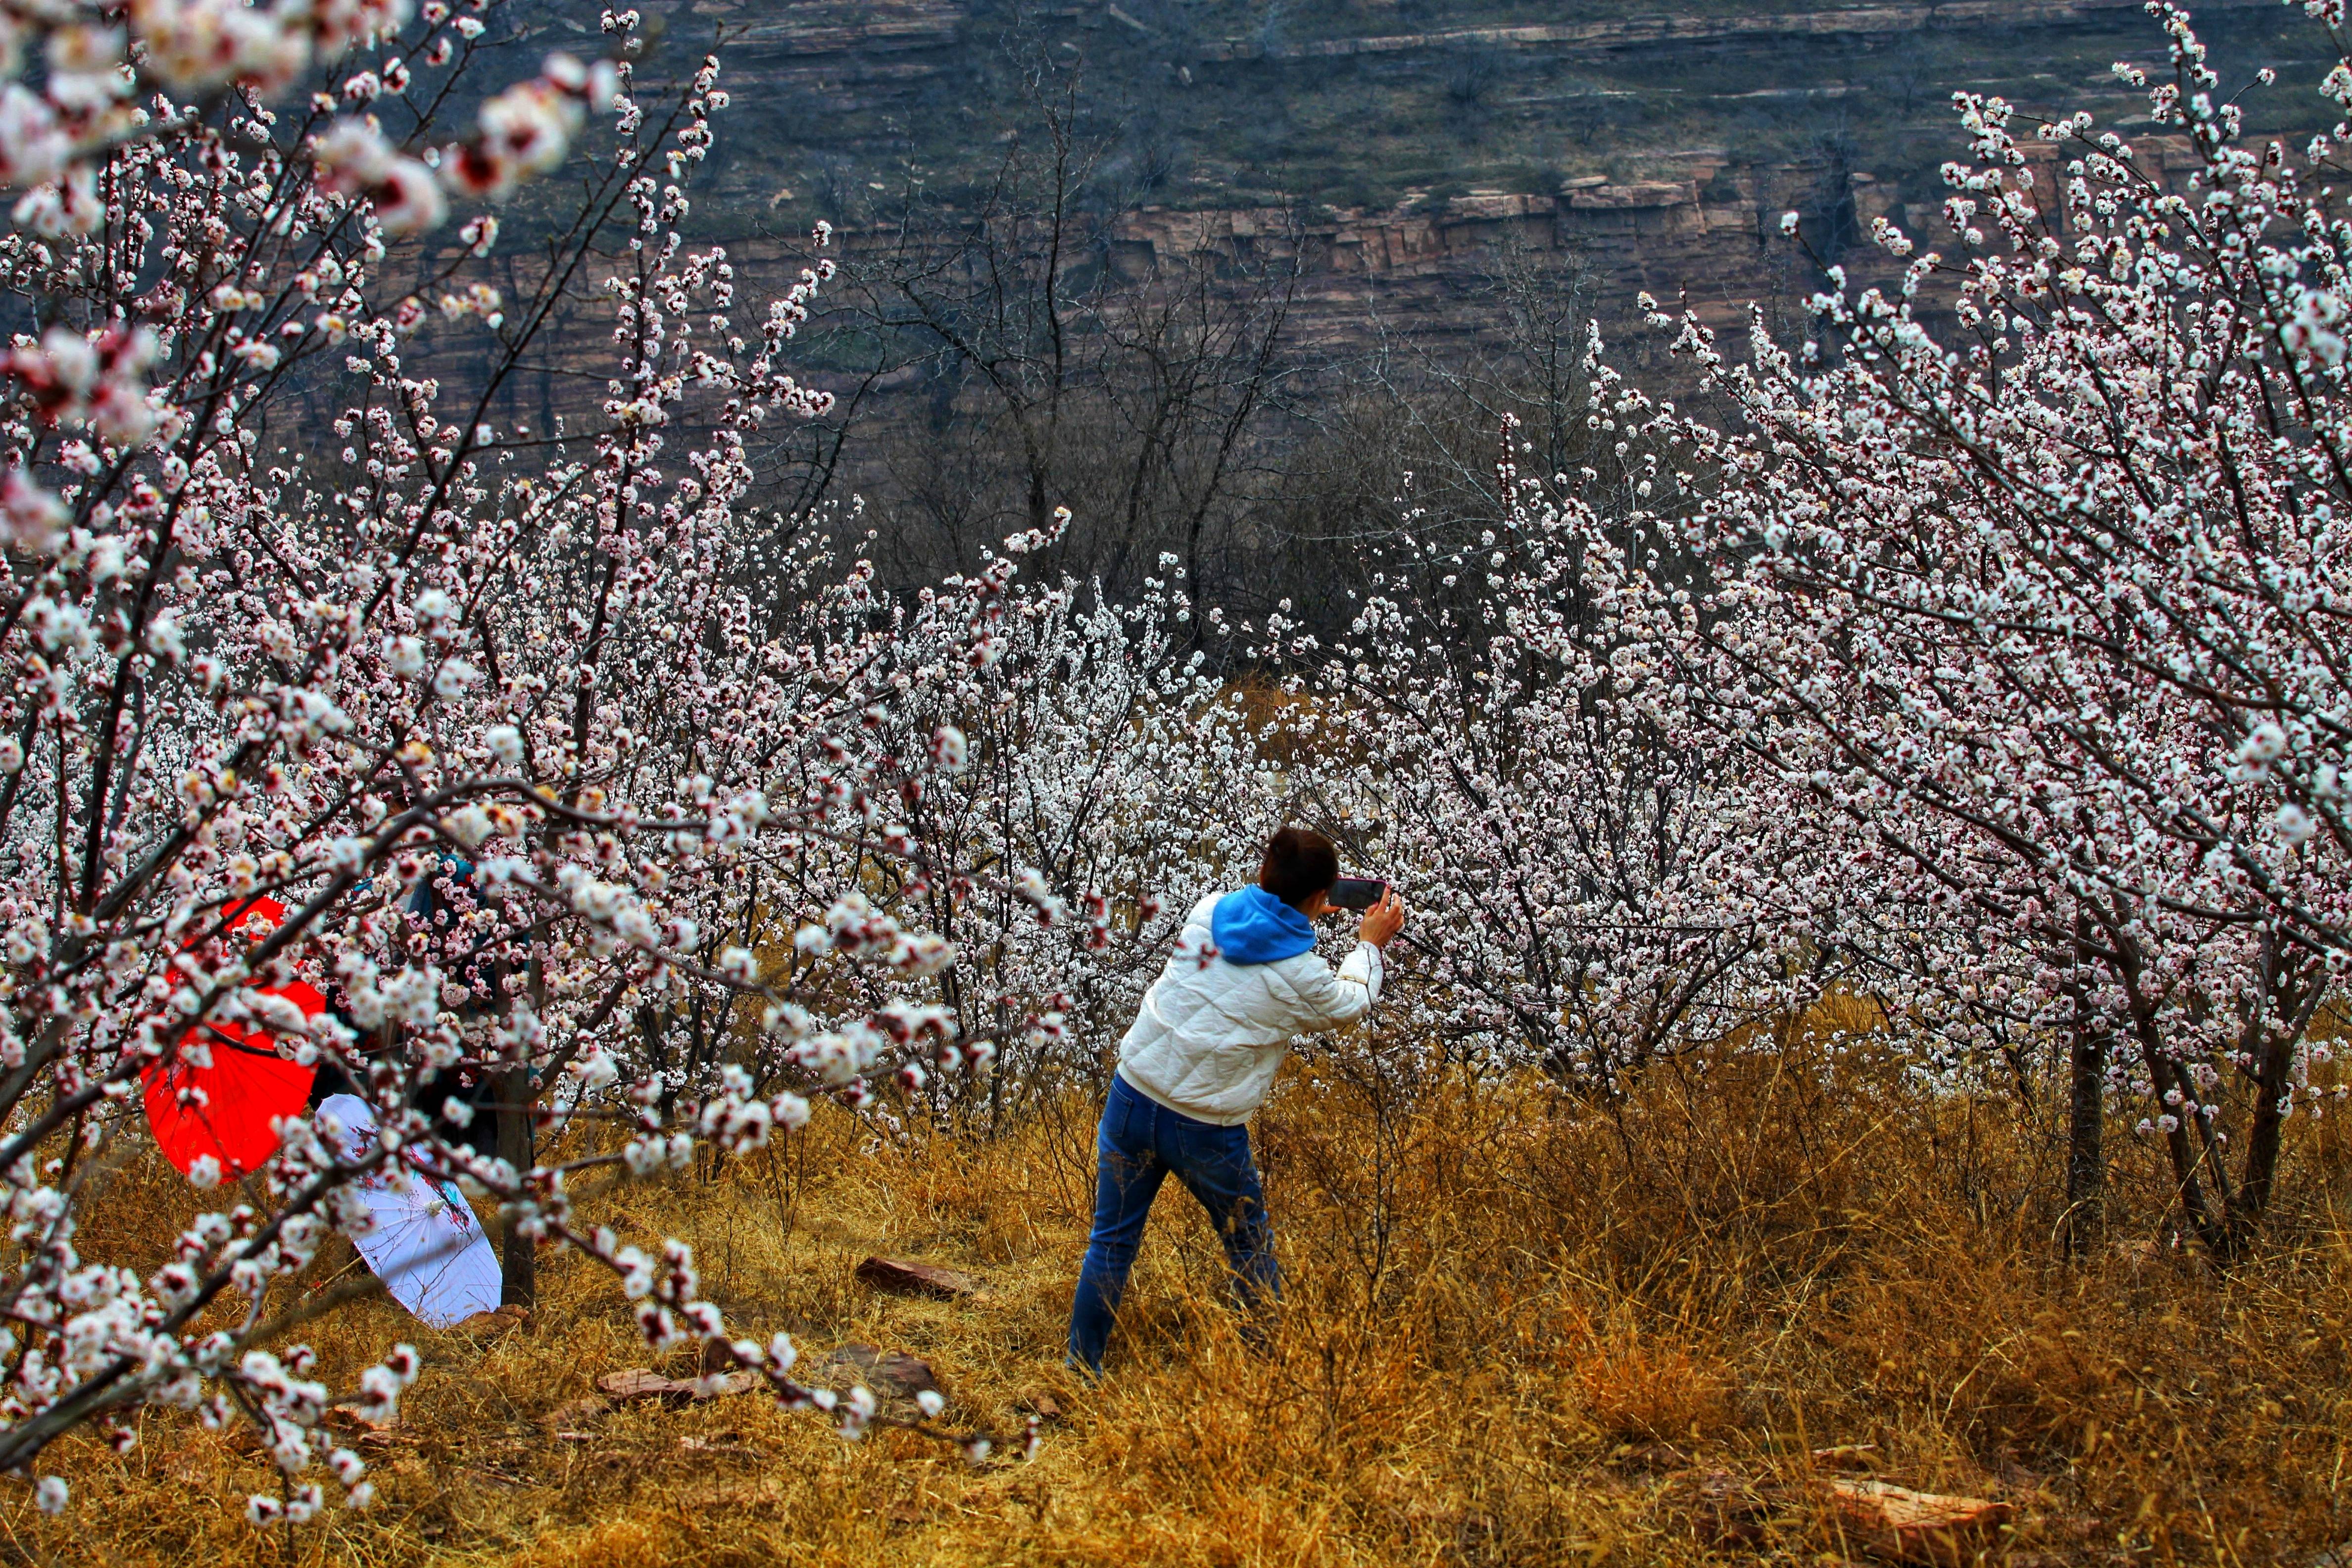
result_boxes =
[1258,826,1339,909]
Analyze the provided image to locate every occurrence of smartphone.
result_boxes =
[1328,877,1388,911]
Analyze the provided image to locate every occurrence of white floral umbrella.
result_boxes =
[317,1095,502,1328]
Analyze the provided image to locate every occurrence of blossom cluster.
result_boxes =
[0,0,624,225]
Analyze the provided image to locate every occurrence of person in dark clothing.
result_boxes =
[309,853,503,1160]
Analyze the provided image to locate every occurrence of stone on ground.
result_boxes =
[1830,1477,2013,1566]
[855,1255,983,1299]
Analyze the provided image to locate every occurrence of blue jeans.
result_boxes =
[1067,1074,1280,1373]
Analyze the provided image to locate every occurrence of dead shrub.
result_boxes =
[1575,1339,1733,1442]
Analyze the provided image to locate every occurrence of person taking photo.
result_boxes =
[1067,826,1407,1374]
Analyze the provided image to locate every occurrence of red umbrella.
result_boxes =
[143,896,323,1181]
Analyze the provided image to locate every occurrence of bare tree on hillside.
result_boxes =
[776,60,1311,621]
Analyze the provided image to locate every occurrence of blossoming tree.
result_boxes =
[0,0,1056,1520]
[1241,438,1832,1089]
[1576,2,2352,1257]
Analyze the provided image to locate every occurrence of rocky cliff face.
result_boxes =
[675,0,2279,65]
[645,0,2322,364]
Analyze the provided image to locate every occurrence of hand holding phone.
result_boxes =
[1358,886,1405,948]
[1329,877,1387,910]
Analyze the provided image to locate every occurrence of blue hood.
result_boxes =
[1210,885,1317,965]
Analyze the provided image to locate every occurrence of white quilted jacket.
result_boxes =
[1114,892,1384,1126]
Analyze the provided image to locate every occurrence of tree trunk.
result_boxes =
[2225,937,2323,1258]
[2134,1023,2227,1257]
[2060,918,2106,1259]
[2228,1036,2292,1260]
[2062,1016,2106,1258]
[495,1066,536,1309]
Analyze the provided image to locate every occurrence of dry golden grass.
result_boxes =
[6,1011,2351,1566]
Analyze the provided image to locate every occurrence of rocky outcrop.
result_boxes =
[1091,163,1818,352]
[1081,129,2223,354]
[680,0,964,54]
[1191,0,2274,63]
